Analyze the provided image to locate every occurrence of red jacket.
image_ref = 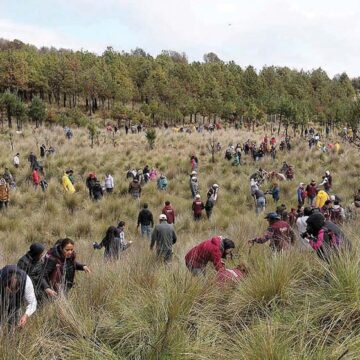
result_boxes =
[32,170,40,185]
[162,205,175,224]
[185,236,224,271]
[306,184,317,198]
[192,200,204,216]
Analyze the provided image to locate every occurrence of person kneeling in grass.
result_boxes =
[0,265,37,328]
[185,236,235,275]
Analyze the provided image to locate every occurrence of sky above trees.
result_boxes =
[1,0,360,76]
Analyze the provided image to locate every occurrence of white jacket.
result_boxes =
[105,175,114,189]
[13,155,20,166]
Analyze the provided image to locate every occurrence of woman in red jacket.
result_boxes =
[32,168,40,188]
[185,236,235,275]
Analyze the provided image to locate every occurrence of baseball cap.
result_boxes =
[159,214,167,220]
[264,212,281,220]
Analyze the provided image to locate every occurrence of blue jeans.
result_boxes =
[256,197,266,214]
[141,224,152,239]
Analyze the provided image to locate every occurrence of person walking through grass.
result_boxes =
[17,243,56,303]
[314,187,330,209]
[297,183,306,206]
[157,174,168,191]
[190,176,199,199]
[86,172,97,198]
[162,200,176,224]
[250,212,295,251]
[128,178,141,199]
[270,183,280,203]
[62,171,75,194]
[43,238,91,295]
[253,188,266,214]
[207,184,219,202]
[104,173,114,193]
[303,212,348,263]
[137,203,154,239]
[13,153,20,168]
[150,214,177,263]
[192,194,205,220]
[306,179,317,206]
[91,180,104,201]
[185,236,235,275]
[296,207,313,250]
[93,224,131,261]
[32,167,40,189]
[0,178,10,210]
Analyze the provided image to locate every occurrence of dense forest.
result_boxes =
[1,38,360,133]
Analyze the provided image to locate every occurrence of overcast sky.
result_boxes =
[1,0,360,77]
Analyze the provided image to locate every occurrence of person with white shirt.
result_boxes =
[13,153,20,168]
[104,173,114,193]
[0,265,37,328]
[296,207,313,250]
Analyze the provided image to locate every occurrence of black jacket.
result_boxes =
[137,209,154,226]
[43,245,85,292]
[17,253,48,298]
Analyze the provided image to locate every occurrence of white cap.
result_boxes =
[191,176,197,180]
[213,183,219,188]
[330,195,336,201]
[191,171,197,175]
[159,214,167,220]
[195,194,201,199]
[325,170,330,175]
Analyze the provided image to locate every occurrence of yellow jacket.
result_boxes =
[62,174,75,193]
[315,190,329,208]
[334,143,340,153]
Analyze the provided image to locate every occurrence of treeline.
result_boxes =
[1,38,360,132]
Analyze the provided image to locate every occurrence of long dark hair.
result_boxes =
[55,238,75,249]
[101,226,118,247]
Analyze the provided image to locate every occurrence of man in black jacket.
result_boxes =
[137,203,154,239]
[17,243,57,302]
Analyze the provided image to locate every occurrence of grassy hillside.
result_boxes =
[0,125,359,359]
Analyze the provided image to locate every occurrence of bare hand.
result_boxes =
[18,314,29,328]
[45,288,57,297]
[83,266,91,274]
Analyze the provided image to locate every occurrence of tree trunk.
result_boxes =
[7,106,12,128]
[277,115,282,135]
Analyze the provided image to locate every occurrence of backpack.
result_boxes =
[330,207,343,224]
[312,227,342,251]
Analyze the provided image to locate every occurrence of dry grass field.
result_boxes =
[0,124,359,359]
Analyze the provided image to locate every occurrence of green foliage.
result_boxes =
[0,38,358,132]
[145,128,156,149]
[28,96,46,127]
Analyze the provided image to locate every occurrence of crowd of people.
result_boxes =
[0,126,358,331]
